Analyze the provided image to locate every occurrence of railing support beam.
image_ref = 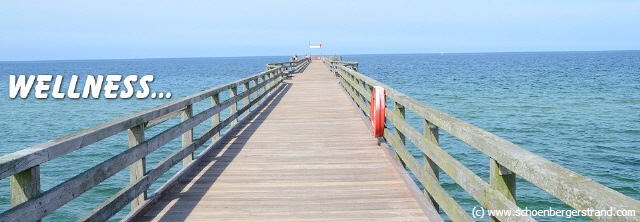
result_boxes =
[490,158,516,222]
[211,93,220,142]
[244,82,251,116]
[10,166,40,207]
[182,105,194,167]
[252,78,259,110]
[10,166,41,221]
[260,75,267,103]
[423,119,440,212]
[394,102,406,167]
[230,86,238,126]
[128,124,146,210]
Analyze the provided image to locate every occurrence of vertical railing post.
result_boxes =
[350,72,357,101]
[347,71,357,102]
[277,67,283,84]
[358,78,367,111]
[273,68,278,86]
[342,70,350,93]
[337,68,344,87]
[211,93,220,142]
[244,82,250,115]
[340,69,347,91]
[490,159,516,222]
[182,105,194,167]
[354,77,360,97]
[349,72,355,96]
[271,71,276,92]
[423,119,440,212]
[394,101,406,167]
[128,124,146,210]
[230,85,238,126]
[260,74,267,103]
[252,78,259,110]
[10,166,40,208]
[342,70,347,87]
[359,78,367,112]
[366,85,373,104]
[266,72,272,95]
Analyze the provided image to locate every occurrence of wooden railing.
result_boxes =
[324,56,358,73]
[325,58,640,221]
[0,62,304,221]
[266,58,309,76]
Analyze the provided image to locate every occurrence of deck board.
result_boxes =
[139,62,432,221]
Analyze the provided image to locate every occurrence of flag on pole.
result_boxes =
[309,42,322,49]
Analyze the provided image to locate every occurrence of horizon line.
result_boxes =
[2,49,639,63]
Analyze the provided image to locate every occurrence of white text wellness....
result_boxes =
[9,74,171,99]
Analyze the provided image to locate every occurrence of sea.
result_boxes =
[0,51,638,221]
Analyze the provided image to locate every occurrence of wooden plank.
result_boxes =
[145,107,184,128]
[0,75,282,221]
[384,129,471,222]
[339,64,640,221]
[339,71,371,114]
[340,79,369,116]
[138,62,433,221]
[82,96,256,221]
[337,77,441,222]
[0,68,280,180]
[385,110,532,222]
[82,75,287,222]
[121,83,288,222]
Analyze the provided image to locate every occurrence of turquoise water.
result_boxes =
[0,56,287,221]
[1,52,639,221]
[344,51,640,221]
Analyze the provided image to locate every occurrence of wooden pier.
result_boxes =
[134,62,437,221]
[1,57,639,222]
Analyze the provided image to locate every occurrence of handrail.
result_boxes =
[323,56,357,73]
[0,64,288,221]
[329,61,640,221]
[266,58,309,73]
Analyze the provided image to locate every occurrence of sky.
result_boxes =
[1,1,639,61]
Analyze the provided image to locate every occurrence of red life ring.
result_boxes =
[370,86,386,137]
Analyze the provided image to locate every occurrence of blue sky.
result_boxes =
[1,1,639,61]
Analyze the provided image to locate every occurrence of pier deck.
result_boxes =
[138,62,434,221]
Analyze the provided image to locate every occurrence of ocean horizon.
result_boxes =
[1,51,638,221]
[2,49,639,63]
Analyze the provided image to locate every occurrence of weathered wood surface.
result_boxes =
[0,68,282,180]
[9,166,39,207]
[138,62,436,221]
[332,62,640,221]
[0,67,284,222]
[129,124,147,210]
[81,80,285,222]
